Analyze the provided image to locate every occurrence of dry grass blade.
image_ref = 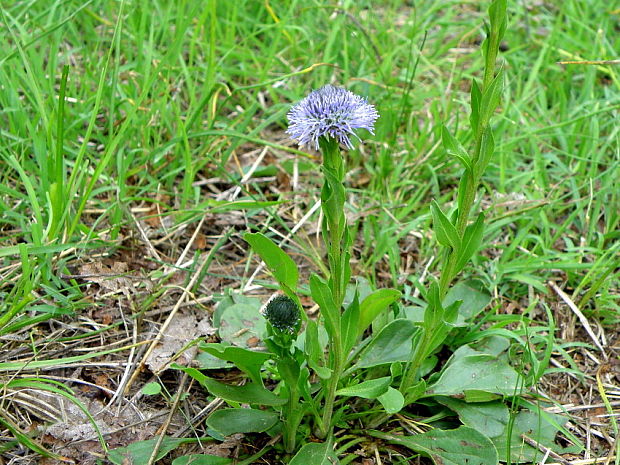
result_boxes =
[549,281,607,355]
[147,372,189,465]
[125,250,213,391]
[545,459,618,465]
[557,60,620,65]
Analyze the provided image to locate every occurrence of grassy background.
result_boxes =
[0,0,618,461]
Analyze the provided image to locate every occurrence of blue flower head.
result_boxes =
[286,85,379,150]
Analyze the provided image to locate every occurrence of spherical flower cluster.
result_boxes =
[261,294,301,334]
[286,85,379,150]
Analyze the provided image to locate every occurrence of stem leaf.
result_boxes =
[309,274,340,341]
[356,319,418,369]
[489,0,508,41]
[244,232,298,293]
[475,127,495,180]
[479,67,504,130]
[173,365,286,406]
[470,79,482,136]
[441,125,472,173]
[336,376,391,399]
[341,291,360,354]
[431,200,460,250]
[454,212,485,275]
[358,288,401,337]
[201,343,272,386]
[305,319,332,379]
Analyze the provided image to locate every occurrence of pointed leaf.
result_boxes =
[475,126,495,179]
[441,125,472,172]
[454,212,485,274]
[341,291,360,354]
[489,0,507,41]
[336,376,391,399]
[310,274,340,339]
[479,68,503,128]
[423,282,444,330]
[172,365,286,406]
[470,79,482,135]
[430,201,460,250]
[201,343,271,385]
[404,380,427,405]
[456,171,472,219]
[358,288,401,337]
[244,232,298,292]
[304,320,331,379]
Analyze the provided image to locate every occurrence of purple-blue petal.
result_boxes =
[286,85,379,150]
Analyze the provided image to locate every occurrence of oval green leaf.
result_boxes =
[375,426,498,465]
[289,441,338,465]
[206,408,279,436]
[356,319,418,369]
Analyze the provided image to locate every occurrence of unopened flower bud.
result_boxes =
[261,295,301,334]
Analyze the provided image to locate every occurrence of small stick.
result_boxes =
[130,209,162,261]
[549,281,606,355]
[164,213,208,276]
[124,251,212,391]
[520,433,571,465]
[412,255,435,298]
[147,372,189,465]
[558,60,620,65]
[545,458,617,465]
[227,146,269,201]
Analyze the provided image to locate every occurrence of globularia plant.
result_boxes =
[178,1,572,463]
[286,84,381,439]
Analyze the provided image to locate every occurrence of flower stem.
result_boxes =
[316,137,348,439]
[283,385,300,453]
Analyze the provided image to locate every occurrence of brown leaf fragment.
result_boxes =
[145,312,215,372]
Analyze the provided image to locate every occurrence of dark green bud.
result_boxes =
[261,295,301,334]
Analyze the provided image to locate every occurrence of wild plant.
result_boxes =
[178,1,576,462]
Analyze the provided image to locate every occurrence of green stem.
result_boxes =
[318,340,343,438]
[439,143,479,298]
[283,386,299,453]
[316,137,348,439]
[400,0,506,403]
[397,324,432,402]
[438,14,500,299]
